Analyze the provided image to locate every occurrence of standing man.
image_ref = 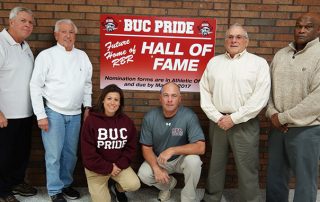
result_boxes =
[200,24,270,202]
[266,13,320,202]
[30,19,92,202]
[0,7,37,202]
[138,82,205,202]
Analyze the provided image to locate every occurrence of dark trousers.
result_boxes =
[266,126,320,202]
[0,117,33,197]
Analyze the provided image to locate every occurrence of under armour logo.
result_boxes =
[166,123,171,126]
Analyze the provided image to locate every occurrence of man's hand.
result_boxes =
[111,163,121,176]
[141,145,171,184]
[38,118,49,132]
[157,148,174,165]
[153,166,170,184]
[270,113,288,133]
[83,107,90,122]
[218,115,234,131]
[0,111,8,128]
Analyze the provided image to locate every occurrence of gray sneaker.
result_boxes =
[0,195,20,202]
[158,176,177,201]
[12,182,37,197]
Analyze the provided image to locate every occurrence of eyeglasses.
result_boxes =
[226,35,247,40]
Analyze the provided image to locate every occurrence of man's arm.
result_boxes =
[30,56,48,132]
[0,46,7,128]
[30,53,47,122]
[157,141,205,165]
[277,66,320,126]
[265,78,279,119]
[265,60,288,132]
[141,145,171,184]
[83,107,90,122]
[82,53,92,118]
[200,62,224,123]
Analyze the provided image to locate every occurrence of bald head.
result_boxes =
[294,12,320,50]
[160,82,180,95]
[298,13,320,25]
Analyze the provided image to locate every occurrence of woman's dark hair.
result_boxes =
[94,84,124,116]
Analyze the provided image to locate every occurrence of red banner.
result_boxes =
[100,14,216,92]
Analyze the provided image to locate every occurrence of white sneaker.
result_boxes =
[158,176,177,201]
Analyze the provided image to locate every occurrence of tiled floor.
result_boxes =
[15,187,320,202]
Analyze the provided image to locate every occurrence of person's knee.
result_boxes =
[123,177,141,192]
[137,162,153,184]
[45,153,61,166]
[183,155,202,172]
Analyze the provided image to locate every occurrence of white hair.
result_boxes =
[54,19,78,34]
[225,23,249,39]
[9,7,33,20]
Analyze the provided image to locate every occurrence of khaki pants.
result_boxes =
[203,118,261,202]
[85,167,140,202]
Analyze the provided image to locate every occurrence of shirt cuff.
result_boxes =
[277,112,288,125]
[230,113,241,124]
[36,112,47,120]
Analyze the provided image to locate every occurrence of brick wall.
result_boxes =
[1,0,319,188]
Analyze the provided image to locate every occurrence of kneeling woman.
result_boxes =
[81,84,140,202]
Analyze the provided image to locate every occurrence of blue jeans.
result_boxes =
[42,107,81,196]
[267,126,320,202]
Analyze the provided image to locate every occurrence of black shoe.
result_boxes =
[0,195,20,202]
[111,184,128,202]
[62,187,80,200]
[51,193,66,202]
[12,182,37,196]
